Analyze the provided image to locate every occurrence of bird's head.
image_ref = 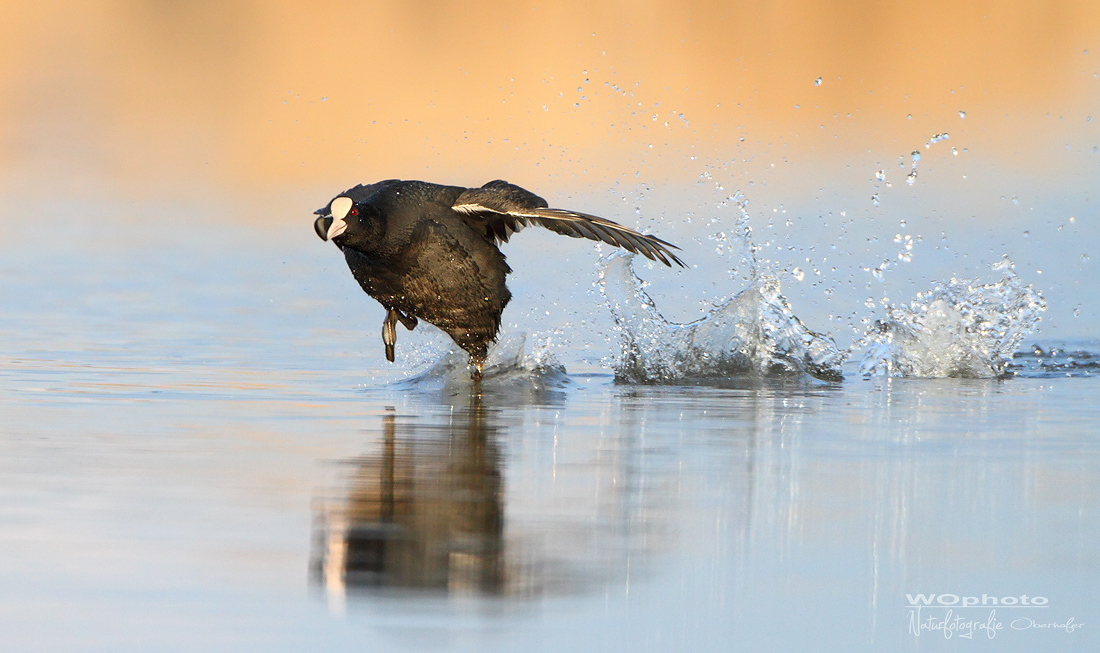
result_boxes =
[314,195,386,252]
[314,181,399,248]
[313,196,356,243]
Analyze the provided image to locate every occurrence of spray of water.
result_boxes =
[396,332,569,393]
[599,194,845,384]
[854,258,1047,378]
[600,253,845,383]
[598,188,1047,383]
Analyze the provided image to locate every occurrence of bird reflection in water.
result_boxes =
[311,394,507,600]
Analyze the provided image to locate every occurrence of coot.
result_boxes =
[314,179,683,378]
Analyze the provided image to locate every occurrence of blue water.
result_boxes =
[1,201,1097,651]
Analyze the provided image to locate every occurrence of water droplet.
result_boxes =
[958,110,966,119]
[907,114,912,120]
[875,169,885,181]
[814,77,823,86]
[924,132,950,148]
[911,151,921,163]
[321,96,328,102]
[795,104,800,110]
[1074,306,1082,317]
[871,194,880,206]
[1023,230,1030,238]
[906,170,917,185]
[792,267,805,281]
[951,147,958,156]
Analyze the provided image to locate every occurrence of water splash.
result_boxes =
[396,333,569,396]
[856,258,1047,378]
[599,252,844,384]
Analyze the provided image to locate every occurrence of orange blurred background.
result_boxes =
[1,0,1098,204]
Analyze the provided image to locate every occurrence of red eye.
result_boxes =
[349,208,358,216]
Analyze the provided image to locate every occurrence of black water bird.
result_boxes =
[314,179,684,377]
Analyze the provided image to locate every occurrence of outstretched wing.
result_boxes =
[452,180,685,268]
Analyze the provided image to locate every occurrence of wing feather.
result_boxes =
[452,181,685,267]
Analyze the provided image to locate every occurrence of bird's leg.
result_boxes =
[395,310,418,331]
[382,309,398,362]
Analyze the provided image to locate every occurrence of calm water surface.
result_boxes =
[1,209,1097,651]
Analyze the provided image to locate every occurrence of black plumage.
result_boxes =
[314,179,684,377]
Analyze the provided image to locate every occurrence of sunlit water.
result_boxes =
[1,202,1098,652]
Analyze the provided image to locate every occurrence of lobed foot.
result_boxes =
[382,310,398,362]
[470,356,485,381]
